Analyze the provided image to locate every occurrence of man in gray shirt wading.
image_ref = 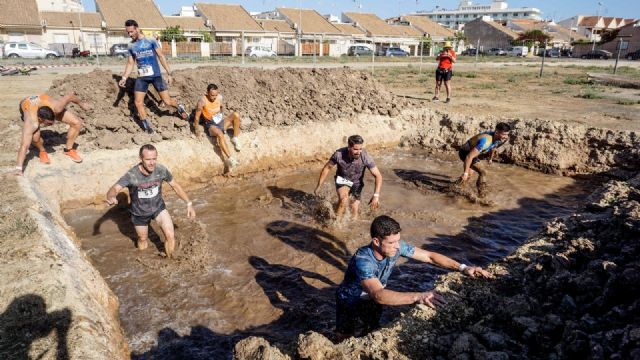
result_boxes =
[106,144,195,257]
[315,135,383,220]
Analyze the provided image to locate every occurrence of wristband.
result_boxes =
[373,193,380,197]
[463,172,469,176]
[459,264,468,272]
[15,166,22,170]
[187,201,193,206]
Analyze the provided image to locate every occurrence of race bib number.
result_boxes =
[137,65,155,77]
[336,176,354,187]
[137,186,159,199]
[212,113,224,124]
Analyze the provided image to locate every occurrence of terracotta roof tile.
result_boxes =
[95,0,166,29]
[40,11,103,28]
[277,7,342,34]
[196,3,262,32]
[0,0,41,28]
[164,16,208,31]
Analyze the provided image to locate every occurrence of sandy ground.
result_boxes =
[0,60,639,359]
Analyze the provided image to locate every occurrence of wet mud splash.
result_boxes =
[63,149,594,358]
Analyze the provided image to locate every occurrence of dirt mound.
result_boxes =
[244,173,640,359]
[46,67,410,151]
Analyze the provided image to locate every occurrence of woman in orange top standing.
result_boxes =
[14,93,91,175]
[434,41,457,104]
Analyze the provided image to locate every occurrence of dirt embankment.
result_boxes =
[46,67,418,151]
[235,174,640,359]
[399,110,640,175]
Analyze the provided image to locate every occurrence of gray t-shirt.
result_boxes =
[117,164,173,217]
[329,147,376,187]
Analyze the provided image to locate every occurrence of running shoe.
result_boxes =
[432,96,440,102]
[228,157,239,168]
[231,137,241,151]
[445,98,451,104]
[63,148,83,163]
[39,150,50,164]
[141,119,154,134]
[177,104,188,120]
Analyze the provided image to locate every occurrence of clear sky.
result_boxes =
[84,0,639,23]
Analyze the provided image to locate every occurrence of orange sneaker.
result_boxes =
[39,151,50,164]
[63,148,83,163]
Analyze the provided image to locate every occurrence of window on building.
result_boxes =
[513,13,519,17]
[446,15,450,18]
[464,14,468,18]
[524,13,529,16]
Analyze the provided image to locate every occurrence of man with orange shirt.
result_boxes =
[193,84,242,168]
[433,41,457,104]
[14,93,91,175]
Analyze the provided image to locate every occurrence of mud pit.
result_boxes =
[63,149,592,357]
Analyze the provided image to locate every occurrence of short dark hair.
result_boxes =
[370,215,402,239]
[125,19,138,28]
[496,122,511,132]
[139,144,157,157]
[207,83,218,92]
[37,106,55,121]
[348,135,364,147]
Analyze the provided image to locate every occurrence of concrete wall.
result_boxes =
[464,19,516,50]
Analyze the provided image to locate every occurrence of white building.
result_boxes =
[36,0,84,12]
[414,0,541,29]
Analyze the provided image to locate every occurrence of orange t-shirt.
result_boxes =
[201,94,222,121]
[437,50,457,70]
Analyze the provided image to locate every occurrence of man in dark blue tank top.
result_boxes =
[118,19,188,134]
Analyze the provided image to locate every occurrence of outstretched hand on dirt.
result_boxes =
[462,266,492,279]
[418,291,447,309]
[105,196,118,206]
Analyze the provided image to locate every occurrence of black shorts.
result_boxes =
[134,76,167,93]
[436,67,453,81]
[131,204,166,226]
[458,149,481,165]
[335,294,383,335]
[336,182,364,201]
[203,117,225,135]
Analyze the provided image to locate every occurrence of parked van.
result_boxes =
[507,46,528,57]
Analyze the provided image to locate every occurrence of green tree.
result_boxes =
[598,28,619,45]
[199,30,213,43]
[160,26,186,42]
[512,29,551,47]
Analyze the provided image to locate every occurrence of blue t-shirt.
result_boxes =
[129,38,162,79]
[336,241,415,304]
[461,131,503,155]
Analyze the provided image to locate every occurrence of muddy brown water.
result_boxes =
[63,149,592,358]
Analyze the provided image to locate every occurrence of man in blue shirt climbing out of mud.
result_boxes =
[118,19,188,134]
[457,122,511,197]
[335,215,491,341]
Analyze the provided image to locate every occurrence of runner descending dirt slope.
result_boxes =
[45,67,419,150]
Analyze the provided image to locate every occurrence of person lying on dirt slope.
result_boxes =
[118,19,188,134]
[14,92,91,175]
[106,144,195,258]
[314,135,382,221]
[457,122,511,198]
[193,83,242,168]
[335,215,491,341]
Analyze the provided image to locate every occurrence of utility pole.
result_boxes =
[539,39,547,77]
[592,1,603,51]
[613,35,632,74]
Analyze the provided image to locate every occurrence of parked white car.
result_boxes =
[507,46,529,57]
[244,46,276,57]
[3,42,59,59]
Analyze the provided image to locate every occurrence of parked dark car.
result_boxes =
[537,48,561,57]
[347,45,373,56]
[384,47,409,57]
[580,49,612,59]
[110,43,129,57]
[626,49,640,60]
[486,47,507,56]
[461,48,482,56]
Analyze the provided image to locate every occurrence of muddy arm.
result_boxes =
[412,248,491,278]
[193,98,205,136]
[167,179,195,219]
[368,166,383,208]
[106,183,124,205]
[15,122,36,172]
[361,278,443,307]
[119,56,135,85]
[314,162,334,194]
